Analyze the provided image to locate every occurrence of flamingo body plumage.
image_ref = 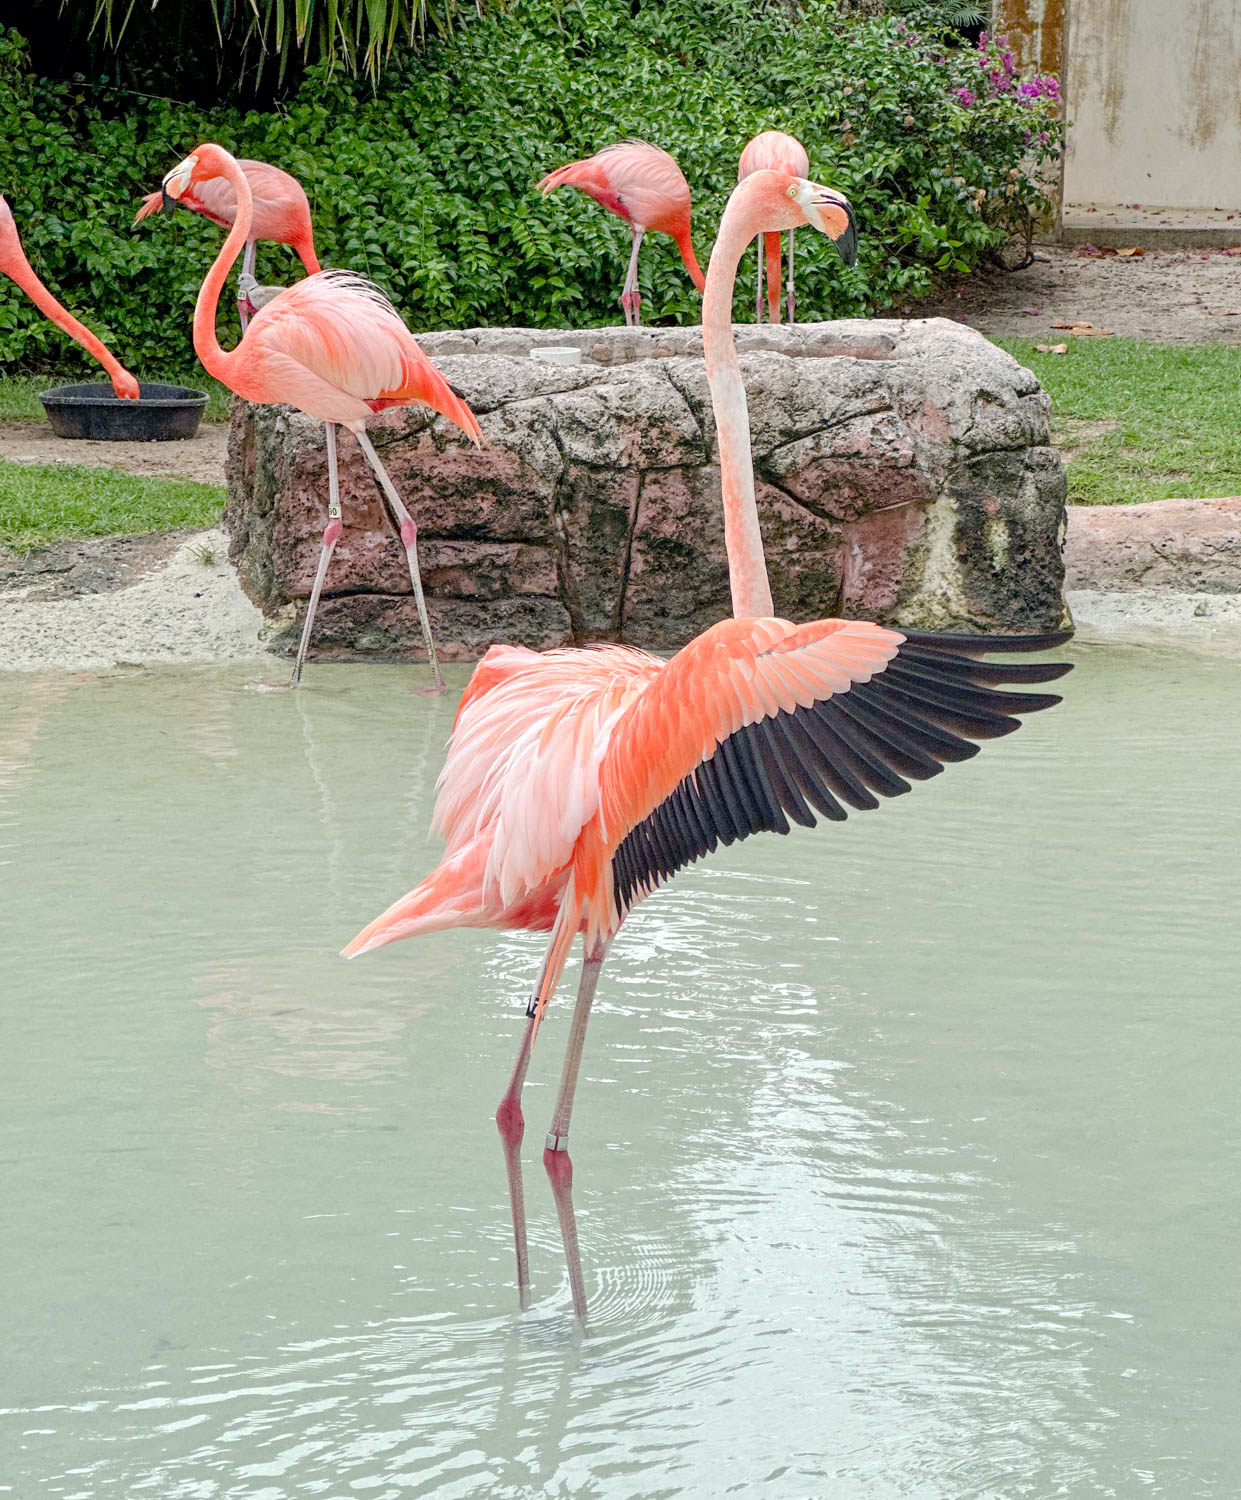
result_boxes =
[0,195,139,400]
[345,169,1069,1321]
[538,141,705,324]
[738,131,812,323]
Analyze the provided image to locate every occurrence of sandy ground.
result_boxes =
[0,421,228,484]
[1068,590,1241,652]
[916,245,1241,344]
[0,528,271,672]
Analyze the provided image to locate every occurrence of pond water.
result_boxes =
[1,644,1239,1499]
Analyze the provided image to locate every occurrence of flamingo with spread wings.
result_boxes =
[538,141,706,325]
[343,169,1071,1321]
[163,144,480,691]
[738,131,812,323]
[1,195,139,400]
[136,156,320,329]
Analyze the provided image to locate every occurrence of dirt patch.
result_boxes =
[1053,415,1121,460]
[0,421,228,485]
[914,245,1241,344]
[0,528,211,601]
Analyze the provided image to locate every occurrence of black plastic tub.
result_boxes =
[38,383,209,442]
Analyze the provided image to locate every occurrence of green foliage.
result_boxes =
[0,459,225,552]
[0,2,1062,381]
[997,338,1241,506]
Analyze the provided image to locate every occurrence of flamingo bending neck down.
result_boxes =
[165,144,481,691]
[538,141,706,326]
[136,157,321,331]
[0,196,139,400]
[343,170,1071,1322]
[738,132,815,324]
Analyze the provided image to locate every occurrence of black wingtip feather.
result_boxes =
[610,627,1071,917]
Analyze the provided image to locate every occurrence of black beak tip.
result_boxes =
[160,189,177,218]
[838,210,859,268]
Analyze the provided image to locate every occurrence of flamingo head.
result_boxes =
[112,370,142,401]
[160,143,234,214]
[786,179,858,266]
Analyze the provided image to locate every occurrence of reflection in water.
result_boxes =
[1,650,1240,1497]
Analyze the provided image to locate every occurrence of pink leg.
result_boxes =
[620,225,645,327]
[237,239,256,332]
[496,1015,536,1310]
[543,942,608,1323]
[289,422,341,687]
[353,428,446,694]
[786,229,796,325]
[756,235,764,324]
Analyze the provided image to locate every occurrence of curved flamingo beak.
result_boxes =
[161,154,197,213]
[794,180,859,266]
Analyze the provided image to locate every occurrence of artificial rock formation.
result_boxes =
[224,319,1068,661]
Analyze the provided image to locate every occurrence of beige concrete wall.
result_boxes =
[1062,0,1241,210]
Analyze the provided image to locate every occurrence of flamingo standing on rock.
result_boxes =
[136,157,321,330]
[0,195,139,399]
[738,131,811,323]
[538,141,706,325]
[163,144,481,692]
[343,169,1071,1322]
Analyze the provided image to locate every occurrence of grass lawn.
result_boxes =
[0,462,225,554]
[994,337,1241,506]
[0,374,233,424]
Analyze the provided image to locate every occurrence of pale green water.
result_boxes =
[1,645,1239,1499]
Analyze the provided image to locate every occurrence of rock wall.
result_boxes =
[225,319,1068,661]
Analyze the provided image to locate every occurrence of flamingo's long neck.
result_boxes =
[193,158,254,382]
[702,185,777,619]
[673,221,706,294]
[1,234,132,390]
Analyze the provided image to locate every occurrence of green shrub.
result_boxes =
[0,1,1062,381]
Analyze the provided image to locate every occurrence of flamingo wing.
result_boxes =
[247,270,481,438]
[588,619,1072,931]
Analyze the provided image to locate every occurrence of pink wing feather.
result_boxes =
[241,270,482,438]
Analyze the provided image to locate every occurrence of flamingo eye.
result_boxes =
[786,185,798,199]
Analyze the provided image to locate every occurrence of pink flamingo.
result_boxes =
[343,170,1071,1322]
[136,157,321,330]
[538,141,706,326]
[0,195,139,400]
[738,131,814,323]
[164,144,481,691]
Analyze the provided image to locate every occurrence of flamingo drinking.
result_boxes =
[343,170,1071,1322]
[164,143,481,691]
[136,157,321,330]
[738,131,813,323]
[538,141,706,325]
[1,195,139,400]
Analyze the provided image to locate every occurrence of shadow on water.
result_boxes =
[1,646,1239,1497]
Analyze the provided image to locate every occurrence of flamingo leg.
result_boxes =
[353,428,446,695]
[289,421,342,688]
[238,239,256,332]
[620,225,644,326]
[755,235,764,324]
[495,1014,537,1311]
[787,229,796,325]
[543,942,608,1323]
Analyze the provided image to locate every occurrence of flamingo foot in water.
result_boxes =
[544,1141,589,1323]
